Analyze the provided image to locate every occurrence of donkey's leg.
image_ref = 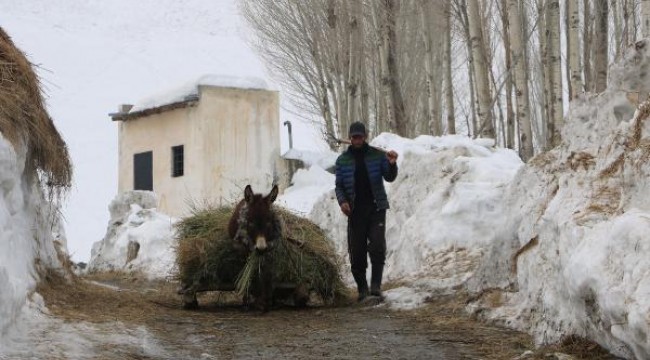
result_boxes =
[181,290,199,310]
[292,283,309,308]
[257,256,274,313]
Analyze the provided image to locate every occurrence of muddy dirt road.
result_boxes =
[34,274,616,360]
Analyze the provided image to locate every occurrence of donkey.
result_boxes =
[228,184,280,253]
[228,184,281,311]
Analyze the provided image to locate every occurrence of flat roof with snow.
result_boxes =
[110,74,272,121]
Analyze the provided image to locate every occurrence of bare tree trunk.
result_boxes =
[431,9,444,137]
[347,0,362,126]
[594,0,609,93]
[583,0,593,92]
[360,51,370,126]
[546,0,563,148]
[467,0,495,138]
[568,0,582,100]
[375,0,407,136]
[629,0,638,43]
[623,0,632,48]
[370,2,387,135]
[612,0,622,60]
[501,0,515,149]
[508,0,533,160]
[538,0,551,148]
[564,0,572,100]
[420,0,441,136]
[444,1,456,135]
[643,0,650,38]
[459,1,478,135]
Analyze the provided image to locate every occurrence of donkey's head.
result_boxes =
[230,184,280,253]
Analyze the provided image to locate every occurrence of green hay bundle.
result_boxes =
[175,205,348,304]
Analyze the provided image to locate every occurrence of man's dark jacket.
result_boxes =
[335,143,398,210]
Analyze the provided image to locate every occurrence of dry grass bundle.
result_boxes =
[175,206,245,289]
[175,205,347,305]
[0,27,72,191]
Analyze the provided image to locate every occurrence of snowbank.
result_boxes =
[468,39,650,359]
[87,191,177,279]
[282,148,338,170]
[0,136,68,350]
[308,134,523,290]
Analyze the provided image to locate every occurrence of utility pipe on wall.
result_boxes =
[283,120,293,149]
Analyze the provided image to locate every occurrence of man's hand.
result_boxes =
[340,202,351,217]
[386,150,398,165]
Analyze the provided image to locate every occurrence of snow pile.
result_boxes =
[308,134,523,291]
[468,39,650,359]
[0,136,68,350]
[282,148,338,170]
[276,166,335,215]
[87,191,177,279]
[130,74,271,113]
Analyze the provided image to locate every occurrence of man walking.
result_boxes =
[335,121,398,301]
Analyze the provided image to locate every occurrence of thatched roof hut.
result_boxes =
[0,27,72,191]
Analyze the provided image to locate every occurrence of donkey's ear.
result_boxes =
[244,185,254,203]
[266,185,279,204]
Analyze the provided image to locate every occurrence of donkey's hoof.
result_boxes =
[182,300,199,310]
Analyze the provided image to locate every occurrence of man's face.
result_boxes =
[350,134,366,148]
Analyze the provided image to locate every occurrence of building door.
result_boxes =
[134,151,153,191]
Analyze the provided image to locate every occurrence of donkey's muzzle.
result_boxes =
[255,236,268,252]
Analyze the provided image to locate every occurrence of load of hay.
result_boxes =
[0,28,72,194]
[175,205,348,305]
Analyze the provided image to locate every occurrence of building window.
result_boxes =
[172,145,184,177]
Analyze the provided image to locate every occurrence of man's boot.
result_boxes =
[370,265,383,298]
[352,270,369,302]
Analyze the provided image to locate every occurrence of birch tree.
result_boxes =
[612,0,623,60]
[467,0,495,138]
[420,0,441,136]
[583,0,593,92]
[347,0,363,127]
[455,0,479,135]
[643,0,650,38]
[568,0,582,99]
[564,0,572,99]
[507,0,533,160]
[444,1,456,135]
[500,0,515,148]
[627,0,638,44]
[376,0,408,136]
[594,0,609,93]
[546,0,563,148]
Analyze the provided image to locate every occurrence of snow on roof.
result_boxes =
[113,74,271,120]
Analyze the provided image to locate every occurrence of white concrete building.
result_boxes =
[111,75,281,217]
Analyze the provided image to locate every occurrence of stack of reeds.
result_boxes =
[175,205,348,305]
[0,27,72,192]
